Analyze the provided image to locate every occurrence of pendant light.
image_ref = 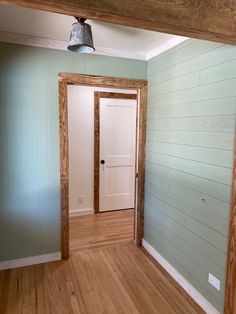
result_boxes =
[67,17,95,53]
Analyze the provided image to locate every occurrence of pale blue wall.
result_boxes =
[145,39,236,313]
[0,42,147,261]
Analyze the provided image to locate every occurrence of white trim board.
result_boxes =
[142,239,220,314]
[146,36,189,60]
[0,31,146,60]
[69,208,94,217]
[0,252,61,271]
[0,31,188,61]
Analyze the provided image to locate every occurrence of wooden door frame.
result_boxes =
[224,137,236,314]
[59,73,147,260]
[94,92,137,214]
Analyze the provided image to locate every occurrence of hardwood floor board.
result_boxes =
[69,209,134,253]
[132,245,202,314]
[0,209,204,313]
[101,244,173,314]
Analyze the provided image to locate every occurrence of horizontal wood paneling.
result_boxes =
[146,130,234,150]
[146,192,228,252]
[146,141,233,168]
[148,41,222,75]
[146,171,230,220]
[144,212,226,284]
[149,44,236,84]
[144,227,225,311]
[146,162,231,202]
[149,72,199,96]
[147,97,236,119]
[149,79,236,108]
[145,203,227,268]
[146,151,231,187]
[146,181,228,237]
[147,116,235,134]
[145,39,236,313]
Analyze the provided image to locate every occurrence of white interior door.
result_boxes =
[99,96,137,212]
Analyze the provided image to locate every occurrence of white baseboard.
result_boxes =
[69,208,94,217]
[142,239,219,314]
[0,252,61,271]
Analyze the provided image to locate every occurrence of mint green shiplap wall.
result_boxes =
[145,39,236,313]
[0,42,147,261]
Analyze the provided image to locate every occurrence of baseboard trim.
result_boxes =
[0,252,61,271]
[69,208,94,217]
[142,239,219,314]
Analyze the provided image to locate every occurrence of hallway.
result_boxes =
[0,210,204,313]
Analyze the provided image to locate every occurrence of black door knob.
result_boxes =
[101,160,105,165]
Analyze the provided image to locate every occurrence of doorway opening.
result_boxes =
[59,73,147,259]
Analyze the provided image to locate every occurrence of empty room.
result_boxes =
[0,1,236,314]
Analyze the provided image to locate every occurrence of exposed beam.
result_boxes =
[1,0,236,45]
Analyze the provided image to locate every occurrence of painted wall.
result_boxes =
[68,85,137,216]
[0,42,147,262]
[145,39,236,313]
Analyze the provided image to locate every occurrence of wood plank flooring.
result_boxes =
[70,209,134,252]
[0,209,204,313]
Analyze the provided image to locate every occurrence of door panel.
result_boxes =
[99,97,137,212]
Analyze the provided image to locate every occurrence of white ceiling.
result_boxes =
[0,4,188,60]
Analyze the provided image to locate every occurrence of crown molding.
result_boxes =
[0,31,188,61]
[146,36,189,60]
[0,31,146,60]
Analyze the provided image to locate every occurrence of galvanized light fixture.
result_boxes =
[67,17,95,53]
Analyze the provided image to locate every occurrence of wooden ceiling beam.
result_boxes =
[1,0,236,45]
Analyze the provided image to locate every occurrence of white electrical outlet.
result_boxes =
[208,273,220,291]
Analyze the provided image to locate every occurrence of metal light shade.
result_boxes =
[68,18,95,53]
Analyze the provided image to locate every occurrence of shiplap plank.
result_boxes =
[144,229,224,312]
[199,59,236,85]
[146,141,233,168]
[147,115,235,133]
[144,221,226,298]
[144,203,227,269]
[145,181,228,236]
[146,130,234,150]
[148,40,222,75]
[145,193,228,253]
[146,171,230,220]
[145,162,231,202]
[147,96,236,119]
[149,72,199,97]
[149,44,236,85]
[149,78,236,108]
[144,211,225,281]
[146,151,232,185]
